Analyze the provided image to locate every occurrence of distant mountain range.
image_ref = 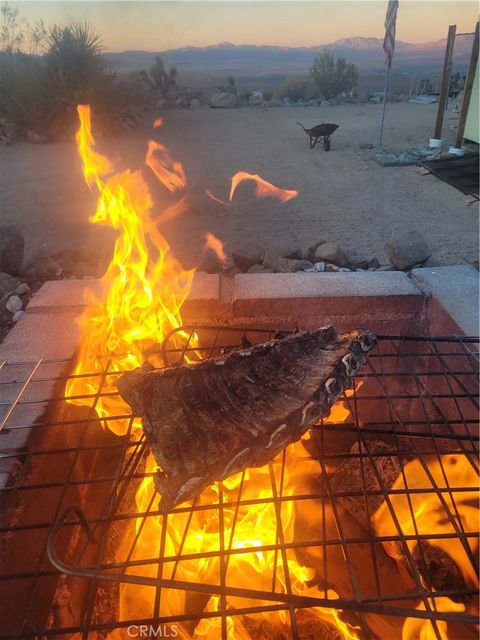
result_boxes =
[104,35,474,84]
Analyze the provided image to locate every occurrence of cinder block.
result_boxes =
[233,272,423,318]
[26,279,104,313]
[411,265,479,336]
[0,312,80,362]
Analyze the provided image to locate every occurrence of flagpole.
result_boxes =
[378,64,389,146]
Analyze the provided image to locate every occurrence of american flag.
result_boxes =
[383,0,399,68]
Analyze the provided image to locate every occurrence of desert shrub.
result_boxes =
[310,51,358,100]
[0,18,143,138]
[272,76,320,102]
[0,51,49,131]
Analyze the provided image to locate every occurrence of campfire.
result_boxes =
[0,106,478,640]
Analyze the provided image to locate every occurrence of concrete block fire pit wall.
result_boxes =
[0,266,477,487]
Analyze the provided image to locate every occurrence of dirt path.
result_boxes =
[0,102,477,270]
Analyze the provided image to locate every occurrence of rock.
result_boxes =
[377,265,396,271]
[232,250,264,272]
[190,98,202,109]
[343,248,368,271]
[303,240,325,262]
[325,263,341,272]
[384,232,431,270]
[12,310,23,322]
[29,253,63,280]
[367,257,381,270]
[348,256,368,270]
[210,92,238,109]
[0,272,21,298]
[27,130,48,144]
[284,259,314,272]
[314,242,347,267]
[198,249,223,274]
[6,294,22,313]
[0,225,24,274]
[262,248,285,272]
[248,264,274,273]
[15,282,30,295]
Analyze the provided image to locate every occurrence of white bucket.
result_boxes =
[429,138,443,149]
[449,146,465,156]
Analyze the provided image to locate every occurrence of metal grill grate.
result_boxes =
[0,329,478,640]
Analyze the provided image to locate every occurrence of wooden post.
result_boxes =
[454,21,479,148]
[434,25,457,139]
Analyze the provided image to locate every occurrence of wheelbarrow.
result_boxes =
[296,122,339,150]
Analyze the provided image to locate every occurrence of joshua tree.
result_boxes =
[143,55,177,97]
[310,51,358,100]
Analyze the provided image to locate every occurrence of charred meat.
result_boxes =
[117,326,376,511]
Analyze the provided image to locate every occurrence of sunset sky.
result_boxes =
[11,1,479,51]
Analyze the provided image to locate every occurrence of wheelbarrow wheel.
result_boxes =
[323,136,331,151]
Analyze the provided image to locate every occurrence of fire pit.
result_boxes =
[1,104,478,640]
[0,326,478,640]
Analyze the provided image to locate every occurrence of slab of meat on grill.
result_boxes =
[117,326,377,512]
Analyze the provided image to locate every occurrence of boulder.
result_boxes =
[248,264,274,274]
[0,225,24,275]
[314,242,347,267]
[232,250,264,272]
[210,92,238,109]
[384,232,431,270]
[0,272,20,298]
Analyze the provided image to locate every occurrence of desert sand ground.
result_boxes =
[0,102,478,271]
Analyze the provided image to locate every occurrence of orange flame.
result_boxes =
[146,139,187,193]
[112,396,361,639]
[204,232,227,263]
[68,106,356,640]
[373,454,479,640]
[153,117,163,128]
[66,105,195,435]
[206,171,298,206]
